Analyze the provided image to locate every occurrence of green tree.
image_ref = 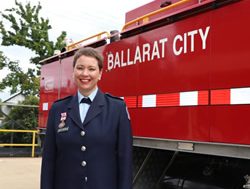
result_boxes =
[0,51,7,70]
[0,0,66,64]
[0,96,39,143]
[0,55,39,95]
[0,0,67,95]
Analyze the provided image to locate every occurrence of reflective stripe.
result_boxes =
[211,89,230,105]
[156,93,179,107]
[231,87,250,104]
[198,91,209,105]
[122,87,250,108]
[180,91,198,106]
[142,95,156,107]
[123,96,137,108]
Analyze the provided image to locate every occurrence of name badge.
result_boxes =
[57,127,69,133]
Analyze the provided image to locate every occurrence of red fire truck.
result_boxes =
[39,0,250,188]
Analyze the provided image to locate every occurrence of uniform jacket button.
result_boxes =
[81,161,87,167]
[81,146,86,151]
[80,131,85,136]
[85,177,88,182]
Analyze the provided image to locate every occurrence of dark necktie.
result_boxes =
[80,97,92,105]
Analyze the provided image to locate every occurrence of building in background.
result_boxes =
[0,92,25,126]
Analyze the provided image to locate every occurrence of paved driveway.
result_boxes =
[0,157,41,189]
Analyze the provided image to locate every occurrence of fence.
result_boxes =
[0,129,40,157]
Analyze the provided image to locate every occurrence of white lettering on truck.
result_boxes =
[173,26,210,56]
[107,26,210,71]
[107,38,168,70]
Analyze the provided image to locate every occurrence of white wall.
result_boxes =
[1,94,25,115]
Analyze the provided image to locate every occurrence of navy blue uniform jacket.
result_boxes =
[41,90,132,189]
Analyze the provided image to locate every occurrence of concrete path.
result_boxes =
[0,157,41,189]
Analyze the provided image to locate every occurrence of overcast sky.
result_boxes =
[0,0,152,99]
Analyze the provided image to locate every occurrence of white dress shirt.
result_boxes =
[78,87,98,123]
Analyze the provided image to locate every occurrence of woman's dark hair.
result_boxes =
[73,47,103,70]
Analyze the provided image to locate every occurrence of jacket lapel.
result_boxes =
[83,90,105,126]
[67,95,83,129]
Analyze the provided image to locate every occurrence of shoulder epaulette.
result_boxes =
[105,93,124,101]
[54,95,73,103]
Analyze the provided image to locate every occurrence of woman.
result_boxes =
[41,47,132,189]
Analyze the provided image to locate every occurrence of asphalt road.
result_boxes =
[0,157,41,189]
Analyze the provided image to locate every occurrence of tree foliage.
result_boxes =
[0,0,67,95]
[0,51,7,70]
[0,58,39,95]
[0,96,39,143]
[0,0,66,65]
